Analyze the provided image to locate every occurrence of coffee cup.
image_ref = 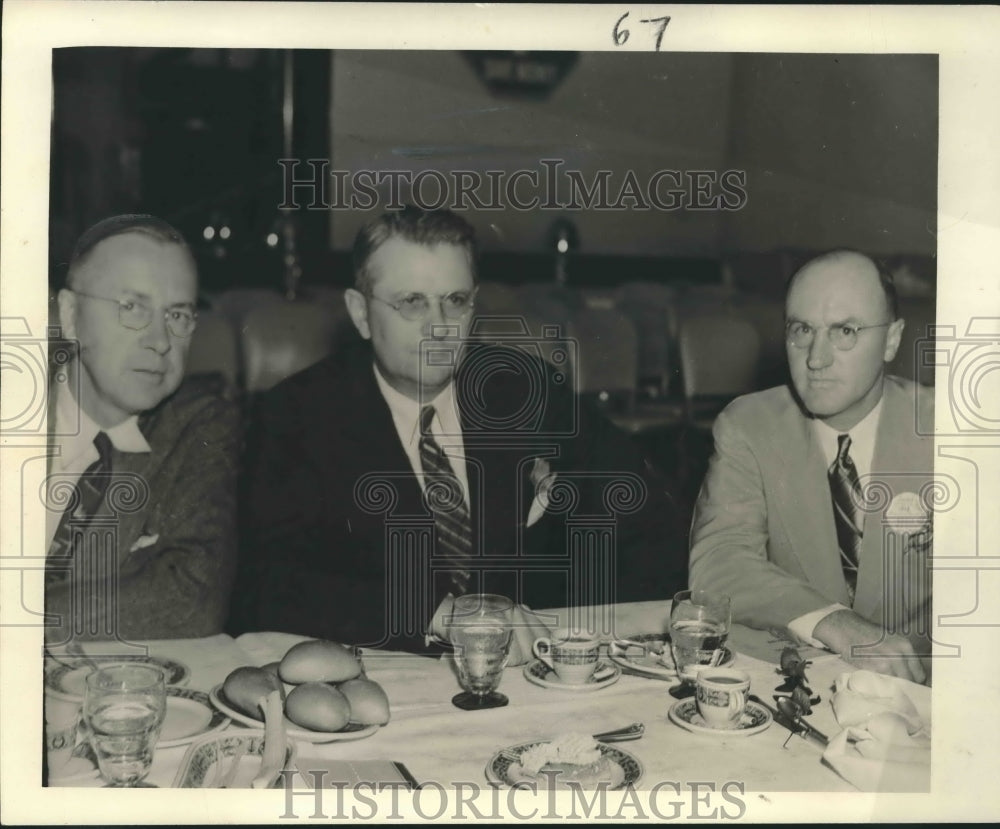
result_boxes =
[532,628,601,684]
[44,686,85,780]
[695,668,750,729]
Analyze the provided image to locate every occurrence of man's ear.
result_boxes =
[344,288,371,340]
[56,288,78,340]
[883,317,905,363]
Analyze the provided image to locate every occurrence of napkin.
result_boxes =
[822,670,931,792]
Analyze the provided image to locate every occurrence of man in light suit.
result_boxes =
[233,206,686,653]
[690,250,932,683]
[45,214,239,643]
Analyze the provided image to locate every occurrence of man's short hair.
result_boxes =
[66,214,193,289]
[786,248,900,320]
[351,205,478,294]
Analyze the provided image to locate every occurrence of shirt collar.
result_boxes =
[53,376,151,468]
[372,363,461,448]
[812,395,884,477]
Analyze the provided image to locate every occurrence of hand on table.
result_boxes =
[812,609,927,685]
[426,596,551,667]
[506,605,552,667]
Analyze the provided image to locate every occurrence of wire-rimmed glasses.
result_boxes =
[785,320,892,352]
[368,288,477,322]
[70,289,198,338]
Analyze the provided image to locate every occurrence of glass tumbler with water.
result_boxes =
[447,594,514,710]
[669,590,732,688]
[83,663,167,786]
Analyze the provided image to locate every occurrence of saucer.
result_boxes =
[523,659,620,691]
[486,740,642,790]
[668,698,772,737]
[609,641,736,681]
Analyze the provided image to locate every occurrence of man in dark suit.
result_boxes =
[233,206,685,652]
[45,214,239,643]
[690,250,933,683]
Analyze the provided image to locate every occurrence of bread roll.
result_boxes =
[284,682,351,732]
[279,640,361,684]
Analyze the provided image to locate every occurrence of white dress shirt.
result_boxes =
[786,396,884,646]
[45,381,151,551]
[372,365,469,503]
[371,363,550,526]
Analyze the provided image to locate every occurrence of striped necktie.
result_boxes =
[828,433,863,604]
[418,405,472,596]
[47,431,114,583]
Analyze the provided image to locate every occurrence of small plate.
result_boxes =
[486,740,642,790]
[45,655,190,701]
[668,698,772,737]
[208,684,379,744]
[174,731,297,788]
[523,659,620,691]
[158,687,231,748]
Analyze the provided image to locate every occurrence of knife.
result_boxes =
[749,694,830,749]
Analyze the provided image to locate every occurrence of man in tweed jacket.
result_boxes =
[45,215,239,643]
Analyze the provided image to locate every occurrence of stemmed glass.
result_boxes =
[667,590,732,699]
[446,594,514,710]
[83,663,167,787]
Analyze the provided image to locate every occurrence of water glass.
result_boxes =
[669,590,732,686]
[83,663,167,787]
[447,594,514,710]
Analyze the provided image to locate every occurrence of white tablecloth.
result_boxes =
[54,603,858,792]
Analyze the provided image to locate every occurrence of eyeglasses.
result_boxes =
[785,320,892,352]
[71,290,198,338]
[368,288,477,322]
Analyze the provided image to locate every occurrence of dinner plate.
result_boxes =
[45,655,190,700]
[523,659,620,691]
[208,684,379,744]
[609,639,735,680]
[486,740,642,790]
[668,698,772,737]
[158,687,231,748]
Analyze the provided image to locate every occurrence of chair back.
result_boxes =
[185,309,239,392]
[616,281,677,397]
[569,307,638,411]
[241,301,348,393]
[678,314,760,421]
[473,281,521,317]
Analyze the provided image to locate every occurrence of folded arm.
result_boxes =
[45,392,240,643]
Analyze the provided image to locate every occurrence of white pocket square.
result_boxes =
[527,458,557,528]
[129,534,159,553]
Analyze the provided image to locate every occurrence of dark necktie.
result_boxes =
[828,433,863,603]
[418,405,473,596]
[47,431,114,582]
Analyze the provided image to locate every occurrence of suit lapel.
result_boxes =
[338,357,426,519]
[773,397,852,604]
[853,380,927,619]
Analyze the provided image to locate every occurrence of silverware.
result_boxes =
[775,698,830,748]
[66,641,102,673]
[615,663,675,682]
[592,722,644,743]
[749,694,829,749]
[501,722,645,761]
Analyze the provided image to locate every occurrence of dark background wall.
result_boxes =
[49,48,937,295]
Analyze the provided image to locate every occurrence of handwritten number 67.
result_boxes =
[613,13,671,51]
